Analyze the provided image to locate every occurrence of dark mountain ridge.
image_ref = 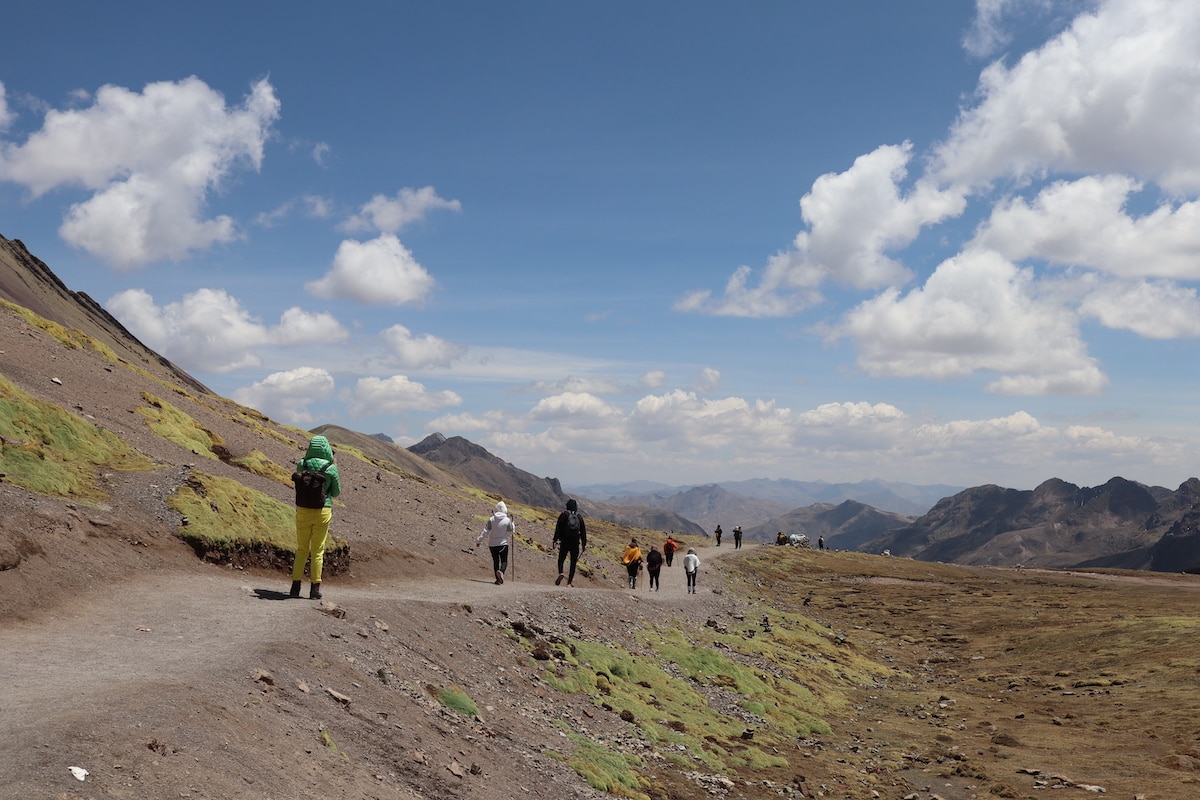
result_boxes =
[0,235,209,395]
[867,476,1200,572]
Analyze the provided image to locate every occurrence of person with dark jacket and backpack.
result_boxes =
[646,545,664,591]
[552,498,587,587]
[290,435,341,599]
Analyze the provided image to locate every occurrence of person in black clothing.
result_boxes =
[714,524,723,547]
[646,545,664,591]
[552,498,587,587]
[733,525,743,549]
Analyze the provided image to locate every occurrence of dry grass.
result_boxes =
[728,547,1200,798]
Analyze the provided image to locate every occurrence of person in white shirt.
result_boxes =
[476,501,514,584]
[683,548,701,594]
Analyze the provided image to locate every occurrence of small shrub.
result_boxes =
[436,686,479,717]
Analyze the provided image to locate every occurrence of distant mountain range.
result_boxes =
[867,476,1200,572]
[417,437,1200,572]
[578,477,960,517]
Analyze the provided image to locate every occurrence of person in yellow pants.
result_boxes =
[290,435,340,599]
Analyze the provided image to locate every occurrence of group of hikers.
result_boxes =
[617,535,701,592]
[286,435,706,600]
[712,524,743,549]
[773,530,825,549]
[474,496,702,593]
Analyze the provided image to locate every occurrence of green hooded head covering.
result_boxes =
[303,435,334,464]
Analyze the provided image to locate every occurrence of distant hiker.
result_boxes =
[290,435,341,600]
[552,498,587,587]
[775,531,786,546]
[714,525,723,547]
[476,500,515,584]
[818,536,825,551]
[622,538,643,589]
[646,545,664,591]
[733,525,743,549]
[683,548,701,594]
[663,536,678,567]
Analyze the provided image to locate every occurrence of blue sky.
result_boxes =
[1,0,1197,491]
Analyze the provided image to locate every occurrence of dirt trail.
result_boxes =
[2,541,749,773]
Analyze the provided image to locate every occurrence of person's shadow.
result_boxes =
[252,588,294,601]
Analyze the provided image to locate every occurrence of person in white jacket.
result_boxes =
[683,548,701,594]
[476,501,515,584]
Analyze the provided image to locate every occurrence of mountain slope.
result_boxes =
[409,432,705,536]
[0,234,209,395]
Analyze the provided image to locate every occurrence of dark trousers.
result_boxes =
[489,544,509,574]
[648,567,661,590]
[556,542,580,583]
[665,550,674,566]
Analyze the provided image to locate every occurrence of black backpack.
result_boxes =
[293,461,331,509]
[565,510,580,534]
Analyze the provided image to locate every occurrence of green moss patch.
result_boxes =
[552,731,648,799]
[139,392,222,459]
[0,374,155,499]
[435,685,479,717]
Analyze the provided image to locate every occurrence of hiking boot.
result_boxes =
[495,570,504,585]
[309,582,322,600]
[555,573,565,586]
[289,580,302,598]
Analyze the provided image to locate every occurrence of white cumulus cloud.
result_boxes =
[640,369,667,388]
[973,175,1200,280]
[107,287,348,373]
[0,81,14,131]
[935,0,1200,193]
[348,375,462,416]
[693,367,721,393]
[379,324,465,368]
[341,186,461,234]
[1077,276,1200,338]
[833,249,1107,395]
[678,143,965,317]
[231,367,335,425]
[307,234,436,305]
[0,76,280,268]
[528,392,622,427]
